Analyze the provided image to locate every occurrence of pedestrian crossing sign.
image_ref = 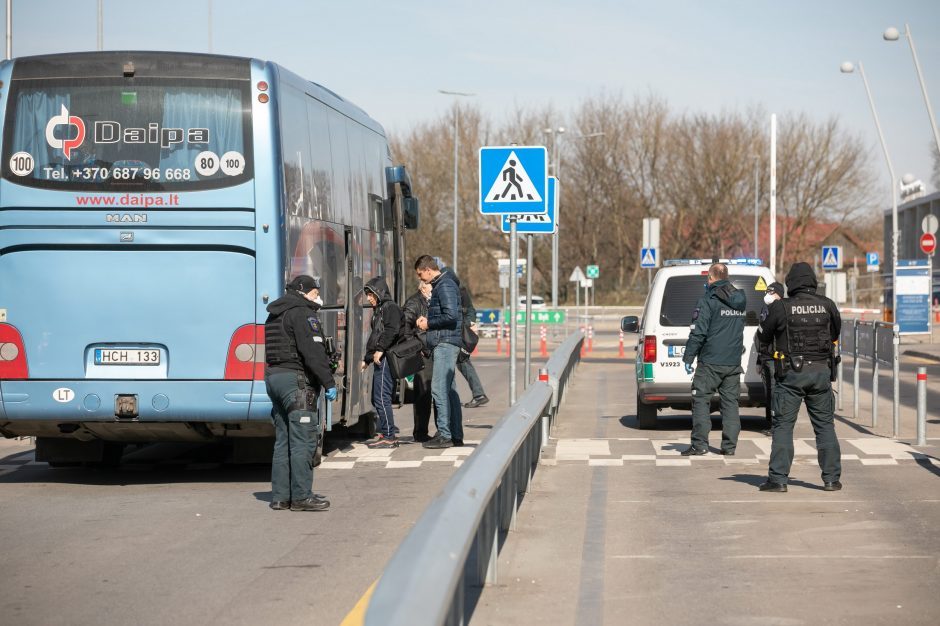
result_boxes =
[640,248,658,268]
[821,245,842,270]
[479,146,548,215]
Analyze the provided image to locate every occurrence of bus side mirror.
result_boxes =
[403,197,419,230]
[621,316,639,333]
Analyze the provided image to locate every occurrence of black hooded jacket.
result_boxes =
[264,290,334,390]
[758,262,841,359]
[364,276,403,364]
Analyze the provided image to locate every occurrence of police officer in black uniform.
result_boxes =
[681,262,747,456]
[756,282,785,436]
[756,262,842,493]
[264,275,337,511]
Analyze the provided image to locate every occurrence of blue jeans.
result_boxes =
[458,359,485,399]
[431,342,463,441]
[265,369,318,502]
[372,357,396,437]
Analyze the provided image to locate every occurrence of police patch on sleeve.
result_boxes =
[691,308,700,322]
[306,316,321,334]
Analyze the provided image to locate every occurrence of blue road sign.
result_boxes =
[822,246,842,270]
[501,177,558,233]
[640,248,657,268]
[866,252,879,266]
[480,146,547,215]
[896,260,930,334]
[476,309,501,324]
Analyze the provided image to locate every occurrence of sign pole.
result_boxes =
[509,217,518,405]
[524,234,534,389]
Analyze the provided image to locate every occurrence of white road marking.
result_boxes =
[385,461,422,469]
[655,459,691,467]
[319,461,356,470]
[847,438,916,456]
[588,459,623,466]
[726,555,931,559]
[859,458,899,466]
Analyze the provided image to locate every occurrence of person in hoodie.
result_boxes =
[264,275,337,512]
[756,262,842,493]
[402,279,435,442]
[414,255,464,449]
[361,276,404,448]
[680,262,747,456]
[755,281,785,436]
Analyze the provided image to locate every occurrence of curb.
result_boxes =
[903,350,940,364]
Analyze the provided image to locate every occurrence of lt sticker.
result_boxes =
[53,388,75,403]
[754,276,767,291]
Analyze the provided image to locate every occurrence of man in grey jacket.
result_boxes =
[415,255,464,449]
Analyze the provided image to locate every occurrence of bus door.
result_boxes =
[343,226,367,421]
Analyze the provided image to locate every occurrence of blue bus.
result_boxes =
[0,51,418,464]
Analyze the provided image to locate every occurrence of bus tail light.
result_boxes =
[642,335,657,363]
[0,323,29,379]
[225,325,265,380]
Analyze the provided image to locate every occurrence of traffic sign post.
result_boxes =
[569,266,586,308]
[921,215,937,337]
[866,251,880,273]
[586,265,599,278]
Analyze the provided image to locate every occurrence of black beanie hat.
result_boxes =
[287,275,320,294]
[766,282,785,297]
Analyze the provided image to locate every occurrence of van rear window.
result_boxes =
[659,274,766,326]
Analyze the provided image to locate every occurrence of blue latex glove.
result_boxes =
[324,387,337,402]
[684,362,694,375]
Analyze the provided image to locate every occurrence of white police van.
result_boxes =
[621,259,776,428]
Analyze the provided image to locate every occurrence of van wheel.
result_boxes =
[636,395,658,429]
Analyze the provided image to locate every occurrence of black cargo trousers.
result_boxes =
[768,361,841,485]
[265,369,320,503]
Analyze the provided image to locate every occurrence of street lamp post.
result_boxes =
[841,61,899,327]
[544,126,565,308]
[439,90,475,275]
[884,25,940,162]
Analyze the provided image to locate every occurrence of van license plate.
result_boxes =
[95,349,161,365]
[668,346,685,358]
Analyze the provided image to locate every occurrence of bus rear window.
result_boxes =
[2,78,252,191]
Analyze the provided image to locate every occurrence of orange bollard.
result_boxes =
[588,325,594,353]
[618,329,625,358]
[580,326,586,357]
[539,325,548,357]
[504,326,511,356]
[496,322,502,354]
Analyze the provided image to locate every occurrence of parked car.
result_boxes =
[621,258,775,428]
[518,295,547,309]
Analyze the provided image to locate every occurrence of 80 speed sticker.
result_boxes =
[194,151,244,177]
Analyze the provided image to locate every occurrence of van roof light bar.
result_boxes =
[663,258,763,267]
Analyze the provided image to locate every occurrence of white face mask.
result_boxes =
[313,296,323,306]
[763,293,777,306]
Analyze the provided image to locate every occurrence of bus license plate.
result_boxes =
[95,348,161,365]
[668,346,685,358]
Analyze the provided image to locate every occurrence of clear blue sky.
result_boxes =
[8,0,940,198]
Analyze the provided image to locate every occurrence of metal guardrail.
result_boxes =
[364,332,585,626]
[840,319,901,436]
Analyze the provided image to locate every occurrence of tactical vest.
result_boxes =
[265,311,301,368]
[784,294,831,359]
